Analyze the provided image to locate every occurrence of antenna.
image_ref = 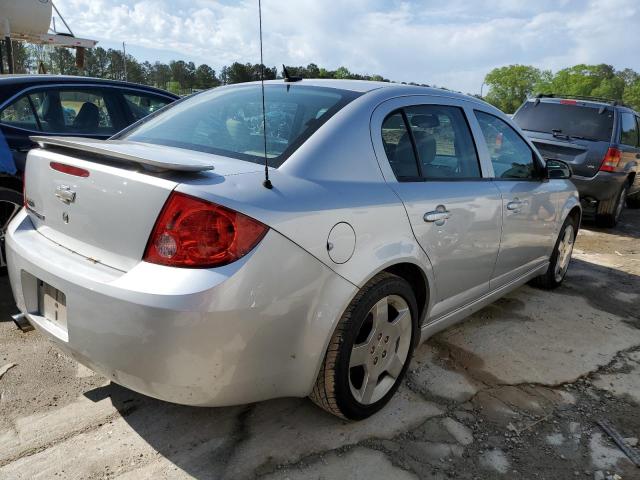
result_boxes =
[258,0,272,189]
[282,64,303,83]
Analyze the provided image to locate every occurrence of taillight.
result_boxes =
[50,162,90,177]
[600,147,621,172]
[143,192,269,268]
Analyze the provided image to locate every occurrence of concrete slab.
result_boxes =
[261,447,418,480]
[409,343,483,402]
[436,287,640,386]
[224,388,443,479]
[593,364,640,403]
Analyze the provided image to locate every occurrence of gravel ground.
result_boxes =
[0,210,639,480]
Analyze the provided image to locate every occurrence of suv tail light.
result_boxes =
[600,147,621,172]
[144,192,268,268]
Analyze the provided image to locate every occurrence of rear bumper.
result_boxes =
[6,210,356,406]
[571,171,627,206]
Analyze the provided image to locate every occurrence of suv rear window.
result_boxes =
[122,84,360,167]
[514,101,614,142]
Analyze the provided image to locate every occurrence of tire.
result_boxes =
[596,184,627,228]
[0,187,23,275]
[310,272,418,420]
[531,216,577,290]
[626,192,640,209]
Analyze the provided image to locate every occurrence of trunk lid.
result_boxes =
[24,139,262,271]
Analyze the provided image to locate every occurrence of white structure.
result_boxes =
[0,0,97,73]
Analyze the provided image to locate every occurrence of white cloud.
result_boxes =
[53,0,640,93]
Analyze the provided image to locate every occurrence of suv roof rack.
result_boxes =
[534,93,628,108]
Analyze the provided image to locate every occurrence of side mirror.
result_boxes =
[545,159,572,180]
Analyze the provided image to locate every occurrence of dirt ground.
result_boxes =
[0,210,639,480]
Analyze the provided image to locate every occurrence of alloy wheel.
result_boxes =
[348,294,412,405]
[554,224,575,283]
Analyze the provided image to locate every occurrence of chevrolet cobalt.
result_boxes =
[6,80,580,420]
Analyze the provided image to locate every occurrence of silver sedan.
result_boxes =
[6,80,580,420]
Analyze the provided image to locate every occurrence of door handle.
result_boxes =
[424,205,451,224]
[507,200,523,212]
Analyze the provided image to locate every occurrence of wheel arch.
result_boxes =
[381,262,430,327]
[567,205,582,232]
[0,174,22,193]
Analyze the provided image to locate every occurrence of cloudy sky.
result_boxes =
[53,0,640,93]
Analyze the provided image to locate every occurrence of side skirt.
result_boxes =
[419,262,549,342]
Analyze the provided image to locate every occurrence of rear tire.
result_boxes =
[0,187,23,275]
[596,184,627,228]
[310,272,418,420]
[532,216,577,290]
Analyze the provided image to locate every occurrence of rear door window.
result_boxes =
[514,101,614,142]
[620,112,639,147]
[404,105,481,179]
[0,96,40,130]
[29,89,122,135]
[381,111,420,179]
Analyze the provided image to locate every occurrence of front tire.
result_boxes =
[0,187,23,275]
[532,216,577,290]
[310,272,418,420]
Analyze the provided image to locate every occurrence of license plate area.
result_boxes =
[38,281,68,332]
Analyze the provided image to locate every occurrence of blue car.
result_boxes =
[0,75,178,270]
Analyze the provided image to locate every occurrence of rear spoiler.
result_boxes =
[30,136,215,173]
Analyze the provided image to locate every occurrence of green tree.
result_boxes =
[49,47,77,75]
[194,64,220,89]
[483,65,544,113]
[125,55,146,84]
[9,41,31,73]
[541,64,624,100]
[623,80,640,111]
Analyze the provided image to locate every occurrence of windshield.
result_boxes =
[121,84,361,167]
[513,101,614,142]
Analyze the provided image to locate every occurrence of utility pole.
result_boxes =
[122,42,127,81]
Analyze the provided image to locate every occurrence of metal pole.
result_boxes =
[0,41,4,74]
[51,1,75,36]
[122,42,127,81]
[480,81,486,98]
[5,37,14,74]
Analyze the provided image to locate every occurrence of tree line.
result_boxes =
[4,43,639,114]
[3,43,391,95]
[483,64,640,113]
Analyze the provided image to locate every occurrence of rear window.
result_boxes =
[122,84,360,167]
[513,101,614,142]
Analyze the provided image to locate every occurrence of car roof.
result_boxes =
[235,78,485,105]
[0,74,178,98]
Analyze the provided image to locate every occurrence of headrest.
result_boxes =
[410,114,440,129]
